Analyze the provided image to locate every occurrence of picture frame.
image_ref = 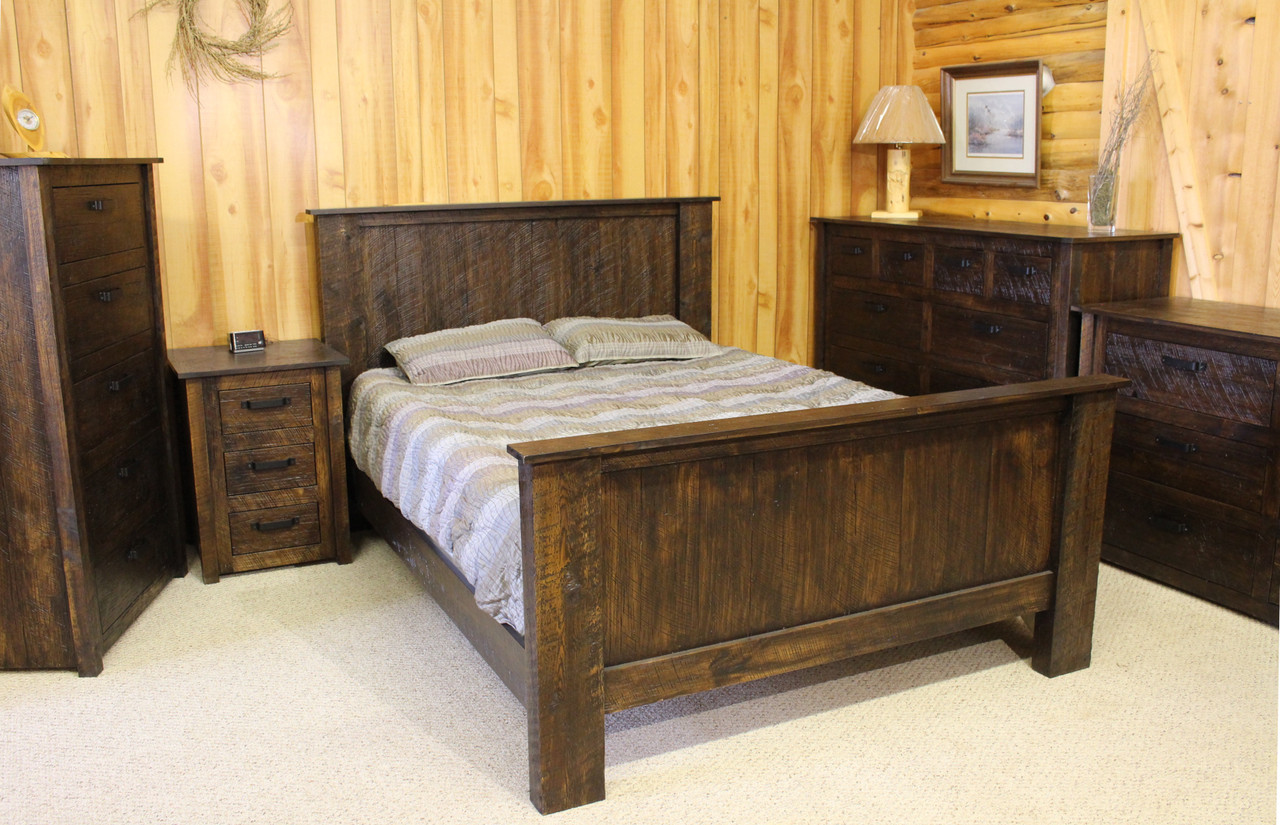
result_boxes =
[940,60,1042,187]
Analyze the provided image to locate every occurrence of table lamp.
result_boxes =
[853,85,945,220]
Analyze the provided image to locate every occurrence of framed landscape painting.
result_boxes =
[940,60,1042,187]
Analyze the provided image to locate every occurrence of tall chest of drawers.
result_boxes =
[0,159,184,675]
[812,217,1177,395]
[1079,298,1279,624]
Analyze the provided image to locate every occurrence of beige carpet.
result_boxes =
[2,533,1275,824]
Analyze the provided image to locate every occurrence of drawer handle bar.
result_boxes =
[972,321,1003,335]
[242,397,291,410]
[248,457,296,472]
[865,301,888,314]
[1161,355,1207,373]
[97,288,118,303]
[1148,514,1190,535]
[1154,435,1199,454]
[116,458,140,479]
[107,374,133,392]
[253,516,300,532]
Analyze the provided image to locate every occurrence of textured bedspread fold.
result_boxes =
[348,348,898,634]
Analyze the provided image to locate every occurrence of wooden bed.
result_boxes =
[309,197,1123,814]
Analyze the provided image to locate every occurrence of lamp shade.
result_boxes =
[853,85,945,146]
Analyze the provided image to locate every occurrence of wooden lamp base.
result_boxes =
[871,146,920,220]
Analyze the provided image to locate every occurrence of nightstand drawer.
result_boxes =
[1110,413,1272,511]
[52,183,147,264]
[933,246,984,296]
[1104,333,1276,426]
[219,382,315,433]
[932,306,1048,376]
[1103,478,1271,596]
[827,289,923,349]
[230,502,321,556]
[224,442,318,496]
[992,253,1051,305]
[62,268,154,361]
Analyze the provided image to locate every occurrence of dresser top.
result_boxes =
[0,157,161,166]
[1079,297,1280,342]
[813,215,1179,243]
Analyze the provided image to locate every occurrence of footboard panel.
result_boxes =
[511,376,1123,813]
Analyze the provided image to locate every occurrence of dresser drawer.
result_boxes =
[62,268,154,361]
[932,306,1048,376]
[992,253,1051,305]
[229,502,322,556]
[224,442,318,496]
[1103,478,1271,596]
[827,288,923,349]
[92,511,172,632]
[82,429,167,540]
[52,184,147,264]
[1104,333,1276,426]
[219,382,315,434]
[933,246,984,296]
[72,349,159,453]
[1110,413,1272,511]
[878,241,926,285]
[825,232,873,277]
[825,345,920,395]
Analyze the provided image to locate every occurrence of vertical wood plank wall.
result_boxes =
[2,1,1276,367]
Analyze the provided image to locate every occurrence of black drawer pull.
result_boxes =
[242,397,291,410]
[851,246,864,255]
[107,374,133,392]
[973,321,1003,335]
[1154,435,1199,454]
[253,516,300,532]
[248,457,296,472]
[864,301,888,314]
[959,258,973,269]
[1148,514,1190,535]
[87,199,111,212]
[97,288,118,303]
[1161,355,1207,373]
[866,363,887,375]
[116,458,140,479]
[126,541,145,561]
[1023,265,1039,276]
[901,251,914,262]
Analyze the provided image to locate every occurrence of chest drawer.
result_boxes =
[62,268,154,361]
[933,246,984,296]
[878,241,926,285]
[1104,333,1276,426]
[827,288,923,350]
[92,511,173,632]
[825,345,920,395]
[992,253,1051,305]
[219,382,315,433]
[72,349,159,452]
[825,232,873,277]
[52,184,147,264]
[932,306,1048,377]
[82,428,168,540]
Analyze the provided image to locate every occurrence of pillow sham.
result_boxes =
[544,314,723,365]
[385,318,578,385]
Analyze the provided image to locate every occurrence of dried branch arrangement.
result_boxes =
[1088,56,1155,226]
[138,0,292,90]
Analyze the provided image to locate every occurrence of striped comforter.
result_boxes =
[348,348,898,634]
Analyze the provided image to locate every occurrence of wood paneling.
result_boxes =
[3,0,1274,365]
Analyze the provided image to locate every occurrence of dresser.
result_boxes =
[168,340,351,583]
[812,217,1178,395]
[1079,298,1279,623]
[0,158,184,675]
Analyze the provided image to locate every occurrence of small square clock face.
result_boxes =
[229,330,266,353]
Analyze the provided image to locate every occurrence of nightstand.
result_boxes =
[168,339,352,582]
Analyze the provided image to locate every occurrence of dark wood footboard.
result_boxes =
[509,375,1123,813]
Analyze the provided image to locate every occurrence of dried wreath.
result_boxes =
[138,0,292,90]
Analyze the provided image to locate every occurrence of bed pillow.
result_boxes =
[544,314,722,365]
[385,318,578,385]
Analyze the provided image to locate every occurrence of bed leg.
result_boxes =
[520,458,607,814]
[1032,387,1114,677]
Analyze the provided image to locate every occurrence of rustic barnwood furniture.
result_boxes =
[812,216,1177,395]
[309,197,1124,814]
[0,158,185,675]
[168,339,352,583]
[1079,298,1279,624]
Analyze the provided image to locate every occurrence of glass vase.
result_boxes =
[1087,172,1117,233]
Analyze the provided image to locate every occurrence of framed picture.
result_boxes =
[940,60,1042,187]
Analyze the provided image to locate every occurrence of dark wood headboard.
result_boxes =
[309,197,716,391]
